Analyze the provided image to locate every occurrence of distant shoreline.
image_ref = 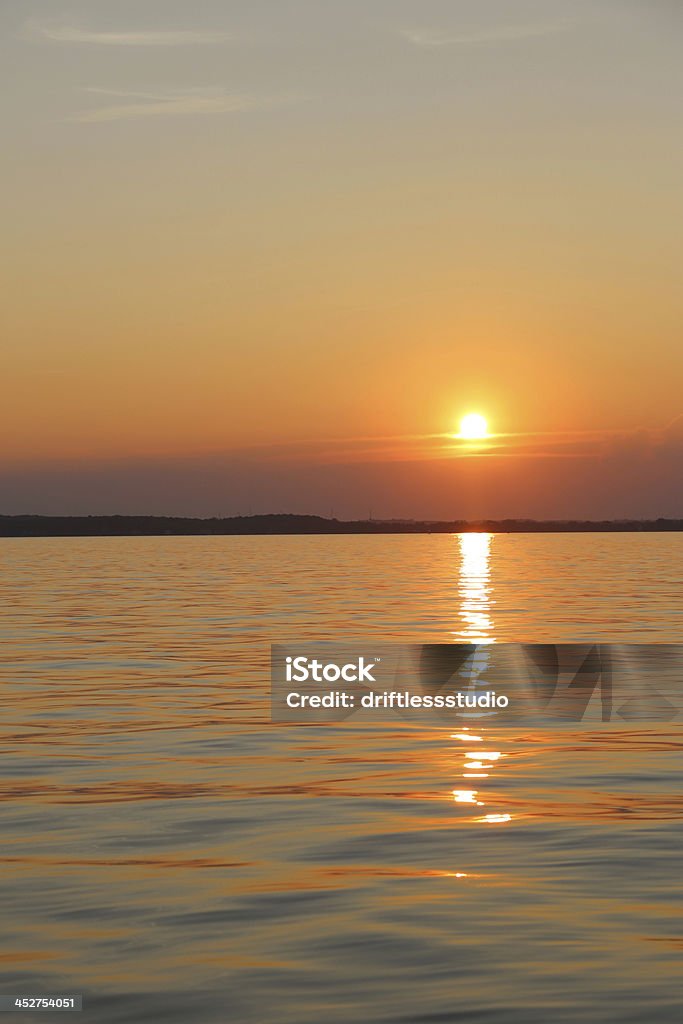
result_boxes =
[1,514,682,537]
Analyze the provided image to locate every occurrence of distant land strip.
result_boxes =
[1,515,682,537]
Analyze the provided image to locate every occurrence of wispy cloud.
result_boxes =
[227,417,683,466]
[66,87,290,124]
[25,19,233,47]
[401,21,570,48]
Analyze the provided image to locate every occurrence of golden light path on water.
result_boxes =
[455,532,495,644]
[451,533,516,845]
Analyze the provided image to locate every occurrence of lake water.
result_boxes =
[0,534,681,1022]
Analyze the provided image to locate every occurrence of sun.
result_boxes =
[458,413,489,440]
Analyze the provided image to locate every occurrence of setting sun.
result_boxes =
[458,413,489,440]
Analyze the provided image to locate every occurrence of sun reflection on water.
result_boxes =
[451,721,515,830]
[453,790,478,803]
[454,533,495,643]
[445,532,518,865]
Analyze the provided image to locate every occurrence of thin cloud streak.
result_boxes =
[4,422,678,471]
[66,88,292,124]
[166,420,683,468]
[211,420,683,466]
[401,22,570,48]
[25,19,233,47]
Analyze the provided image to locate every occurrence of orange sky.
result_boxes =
[2,0,682,515]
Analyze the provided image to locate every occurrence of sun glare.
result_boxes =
[458,413,489,440]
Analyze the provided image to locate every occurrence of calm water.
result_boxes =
[0,534,681,1023]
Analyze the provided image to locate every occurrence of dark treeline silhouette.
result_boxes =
[1,515,682,537]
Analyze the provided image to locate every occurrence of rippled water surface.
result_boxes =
[0,534,681,1022]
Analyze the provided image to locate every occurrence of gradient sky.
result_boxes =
[2,0,683,517]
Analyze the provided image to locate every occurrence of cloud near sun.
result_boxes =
[234,416,683,467]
